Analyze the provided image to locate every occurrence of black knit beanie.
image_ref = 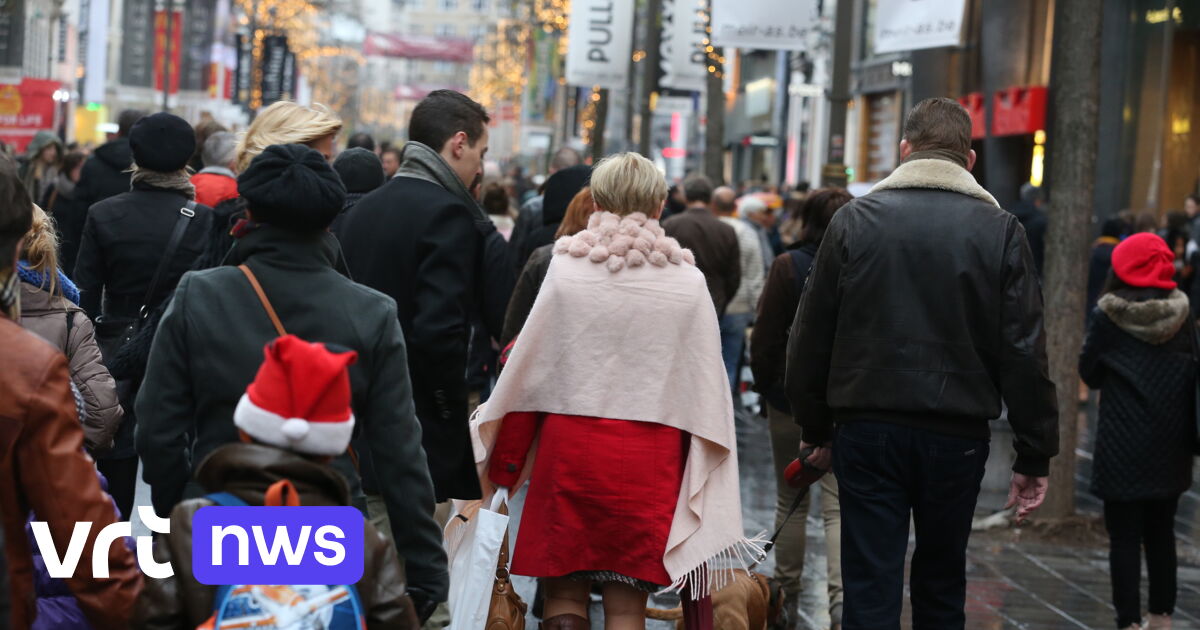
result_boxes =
[129,112,195,172]
[332,148,385,194]
[238,144,347,232]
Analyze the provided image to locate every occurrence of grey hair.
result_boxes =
[738,195,767,220]
[202,131,239,169]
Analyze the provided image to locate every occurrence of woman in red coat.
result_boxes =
[476,153,751,630]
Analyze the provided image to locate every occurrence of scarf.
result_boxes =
[0,266,18,321]
[905,148,969,169]
[472,211,758,598]
[130,164,196,200]
[395,141,486,221]
[17,262,80,305]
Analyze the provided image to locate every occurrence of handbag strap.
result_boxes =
[139,202,197,319]
[238,264,287,337]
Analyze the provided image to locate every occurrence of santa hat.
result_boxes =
[234,335,358,456]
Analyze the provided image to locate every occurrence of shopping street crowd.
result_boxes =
[0,91,1197,630]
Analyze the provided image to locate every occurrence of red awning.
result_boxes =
[364,32,475,63]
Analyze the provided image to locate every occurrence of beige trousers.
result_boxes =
[767,405,843,623]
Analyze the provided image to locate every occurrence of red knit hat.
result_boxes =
[234,335,358,456]
[1111,232,1177,290]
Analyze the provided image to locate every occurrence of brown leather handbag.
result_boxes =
[486,502,527,630]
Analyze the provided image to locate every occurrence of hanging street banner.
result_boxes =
[120,0,156,87]
[710,0,814,51]
[181,0,218,91]
[659,0,707,92]
[260,36,290,106]
[363,32,475,63]
[0,0,25,70]
[565,0,635,89]
[232,33,252,105]
[873,0,967,54]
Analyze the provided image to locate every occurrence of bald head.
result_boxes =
[713,186,737,216]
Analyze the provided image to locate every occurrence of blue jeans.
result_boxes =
[834,421,989,630]
[719,312,753,391]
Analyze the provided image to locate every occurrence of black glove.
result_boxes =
[409,589,438,625]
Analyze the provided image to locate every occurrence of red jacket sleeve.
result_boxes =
[488,412,542,487]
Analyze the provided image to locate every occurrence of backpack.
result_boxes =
[196,489,368,630]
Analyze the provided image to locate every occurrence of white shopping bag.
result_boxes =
[445,488,510,630]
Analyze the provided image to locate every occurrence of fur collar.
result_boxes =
[869,159,1000,208]
[554,211,695,273]
[1098,290,1191,345]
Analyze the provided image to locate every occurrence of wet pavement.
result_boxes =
[128,388,1200,629]
[506,389,1200,629]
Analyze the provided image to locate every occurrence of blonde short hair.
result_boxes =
[589,152,668,217]
[236,102,343,171]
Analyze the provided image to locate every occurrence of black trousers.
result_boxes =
[1103,497,1180,628]
[95,456,139,521]
[834,421,989,630]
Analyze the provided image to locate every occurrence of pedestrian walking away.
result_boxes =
[662,174,741,318]
[134,335,422,630]
[0,157,143,630]
[476,152,753,630]
[750,186,853,628]
[1081,232,1195,630]
[787,97,1059,630]
[72,112,214,519]
[134,143,448,620]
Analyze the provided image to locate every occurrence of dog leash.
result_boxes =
[750,487,811,570]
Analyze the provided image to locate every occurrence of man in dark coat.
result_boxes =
[662,173,741,317]
[75,109,144,209]
[338,90,510,503]
[135,144,448,619]
[511,146,582,271]
[1011,182,1048,276]
[788,98,1059,629]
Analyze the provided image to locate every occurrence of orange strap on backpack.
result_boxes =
[264,480,302,506]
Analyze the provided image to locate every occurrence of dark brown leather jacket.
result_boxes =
[663,206,742,317]
[0,317,142,630]
[132,442,420,630]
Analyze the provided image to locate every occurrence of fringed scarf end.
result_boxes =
[658,536,767,600]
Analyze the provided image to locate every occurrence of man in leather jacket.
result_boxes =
[786,97,1059,629]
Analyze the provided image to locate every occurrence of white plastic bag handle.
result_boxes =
[489,487,509,513]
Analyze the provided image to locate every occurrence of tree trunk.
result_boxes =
[704,48,725,185]
[638,0,662,158]
[1040,0,1102,519]
[590,88,609,162]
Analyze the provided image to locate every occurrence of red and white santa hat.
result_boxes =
[234,335,358,456]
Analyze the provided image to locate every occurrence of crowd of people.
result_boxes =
[0,90,1195,630]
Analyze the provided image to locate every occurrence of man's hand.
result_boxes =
[799,440,832,472]
[1005,473,1049,524]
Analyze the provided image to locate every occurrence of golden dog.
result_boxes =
[645,570,786,630]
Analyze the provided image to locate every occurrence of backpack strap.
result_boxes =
[264,480,302,506]
[206,492,249,507]
[139,201,197,319]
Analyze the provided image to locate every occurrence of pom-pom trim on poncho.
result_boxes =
[553,211,696,273]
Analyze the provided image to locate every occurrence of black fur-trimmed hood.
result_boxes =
[1098,289,1191,345]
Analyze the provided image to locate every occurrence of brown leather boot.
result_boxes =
[540,613,590,630]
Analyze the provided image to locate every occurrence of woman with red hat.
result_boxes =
[1080,232,1196,630]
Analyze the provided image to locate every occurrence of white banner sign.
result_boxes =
[659,0,707,92]
[565,0,635,89]
[710,0,815,51]
[873,0,967,54]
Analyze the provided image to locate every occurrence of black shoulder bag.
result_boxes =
[95,202,197,363]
